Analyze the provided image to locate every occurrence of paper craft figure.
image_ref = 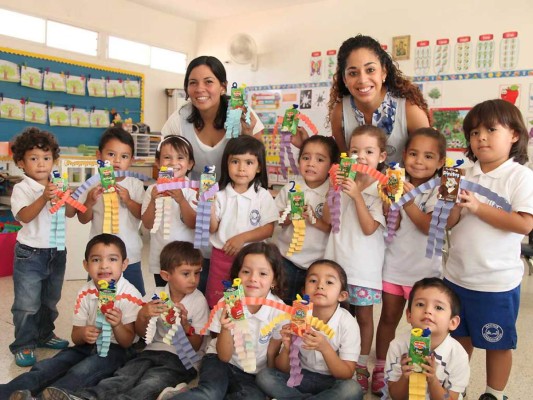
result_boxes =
[194,166,219,250]
[95,279,116,357]
[378,164,405,243]
[408,328,431,400]
[224,82,251,138]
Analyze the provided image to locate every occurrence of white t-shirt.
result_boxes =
[161,103,265,181]
[141,184,197,273]
[445,159,533,292]
[383,184,442,286]
[211,185,278,250]
[324,182,385,289]
[143,286,209,356]
[11,176,57,248]
[79,177,145,264]
[298,305,360,375]
[383,331,470,400]
[206,292,284,374]
[275,177,330,269]
[72,277,142,345]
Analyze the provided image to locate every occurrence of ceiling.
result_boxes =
[126,0,324,21]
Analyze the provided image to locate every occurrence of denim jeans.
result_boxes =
[282,257,308,305]
[123,261,145,296]
[10,242,66,354]
[255,367,363,400]
[74,350,196,400]
[168,354,266,400]
[0,344,132,398]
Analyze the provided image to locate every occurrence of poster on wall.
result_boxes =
[0,97,24,120]
[24,102,47,125]
[528,83,533,111]
[87,78,106,97]
[21,66,43,89]
[476,34,495,72]
[310,51,322,81]
[499,84,520,107]
[500,31,519,71]
[415,40,431,76]
[43,72,66,92]
[0,60,20,82]
[326,50,337,80]
[433,39,450,75]
[455,36,472,72]
[300,89,312,109]
[48,106,70,126]
[431,107,470,151]
[424,82,443,107]
[66,75,86,96]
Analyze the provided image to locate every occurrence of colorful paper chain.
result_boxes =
[224,83,251,139]
[152,197,172,239]
[156,179,200,193]
[194,183,219,249]
[102,192,119,234]
[288,336,304,387]
[71,171,153,200]
[287,219,306,256]
[408,372,427,400]
[50,207,66,251]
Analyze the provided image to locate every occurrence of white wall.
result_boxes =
[0,0,197,131]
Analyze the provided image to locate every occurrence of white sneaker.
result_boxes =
[156,382,188,400]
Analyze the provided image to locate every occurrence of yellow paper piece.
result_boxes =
[409,372,427,400]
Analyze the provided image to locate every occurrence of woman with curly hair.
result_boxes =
[328,34,430,163]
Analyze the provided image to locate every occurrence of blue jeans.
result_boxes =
[255,367,363,400]
[282,257,308,304]
[123,261,145,296]
[168,354,266,400]
[74,350,197,400]
[0,344,133,398]
[10,242,66,354]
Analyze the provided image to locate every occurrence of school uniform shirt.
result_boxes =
[161,103,265,181]
[445,159,533,292]
[78,177,145,264]
[143,286,209,357]
[383,331,470,399]
[324,182,386,290]
[298,305,360,375]
[11,176,56,248]
[142,184,197,274]
[206,291,285,374]
[383,184,441,286]
[275,177,330,269]
[72,276,142,345]
[210,185,278,250]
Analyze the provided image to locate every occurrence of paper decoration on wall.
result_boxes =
[500,31,519,71]
[251,91,281,110]
[66,75,86,96]
[123,79,141,98]
[326,49,337,79]
[20,66,43,89]
[454,36,472,72]
[433,39,450,75]
[529,84,533,112]
[476,34,495,72]
[309,51,322,81]
[43,71,66,92]
[70,108,90,128]
[0,97,24,120]
[425,82,443,107]
[87,77,106,97]
[300,90,312,110]
[48,106,70,127]
[430,108,470,150]
[415,41,431,76]
[500,84,520,106]
[0,60,20,82]
[90,109,110,128]
[106,79,125,98]
[313,89,327,108]
[24,102,47,125]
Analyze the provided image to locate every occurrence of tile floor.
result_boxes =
[0,257,531,399]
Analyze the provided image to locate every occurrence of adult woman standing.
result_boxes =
[328,35,429,163]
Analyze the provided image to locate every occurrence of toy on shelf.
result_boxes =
[378,163,405,243]
[194,166,219,250]
[224,82,251,138]
[95,279,116,357]
[273,105,319,179]
[408,328,431,400]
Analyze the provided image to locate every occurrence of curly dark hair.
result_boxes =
[327,34,429,123]
[11,127,60,163]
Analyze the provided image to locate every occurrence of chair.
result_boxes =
[521,230,533,276]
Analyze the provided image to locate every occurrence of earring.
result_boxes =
[271,285,275,290]
[383,78,386,83]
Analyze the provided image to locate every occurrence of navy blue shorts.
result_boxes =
[444,279,520,350]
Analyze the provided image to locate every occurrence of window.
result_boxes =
[47,21,98,56]
[108,36,150,66]
[0,8,45,43]
[151,46,187,74]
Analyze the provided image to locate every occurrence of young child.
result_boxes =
[44,241,210,400]
[323,124,387,392]
[444,99,533,400]
[0,234,142,399]
[160,242,286,400]
[78,127,146,295]
[275,136,339,304]
[256,259,363,400]
[207,135,278,307]
[141,135,197,287]
[8,127,76,367]
[383,277,470,400]
[372,128,446,395]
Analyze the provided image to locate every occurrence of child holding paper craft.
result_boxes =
[142,135,197,287]
[384,277,469,400]
[160,242,286,400]
[1,234,142,399]
[8,127,76,367]
[276,135,340,304]
[256,259,363,400]
[444,99,533,400]
[78,127,146,295]
[323,124,387,392]
[372,127,446,395]
[206,135,278,307]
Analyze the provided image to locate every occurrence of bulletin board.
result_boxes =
[0,47,144,147]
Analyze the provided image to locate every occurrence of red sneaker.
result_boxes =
[371,367,385,395]
[354,366,370,393]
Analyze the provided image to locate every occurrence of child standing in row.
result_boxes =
[8,127,75,367]
[256,259,363,400]
[79,127,146,295]
[324,125,387,392]
[372,128,446,395]
[445,99,533,400]
[207,135,278,307]
[142,135,197,287]
[275,135,339,303]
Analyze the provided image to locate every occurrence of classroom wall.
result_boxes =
[0,0,197,132]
